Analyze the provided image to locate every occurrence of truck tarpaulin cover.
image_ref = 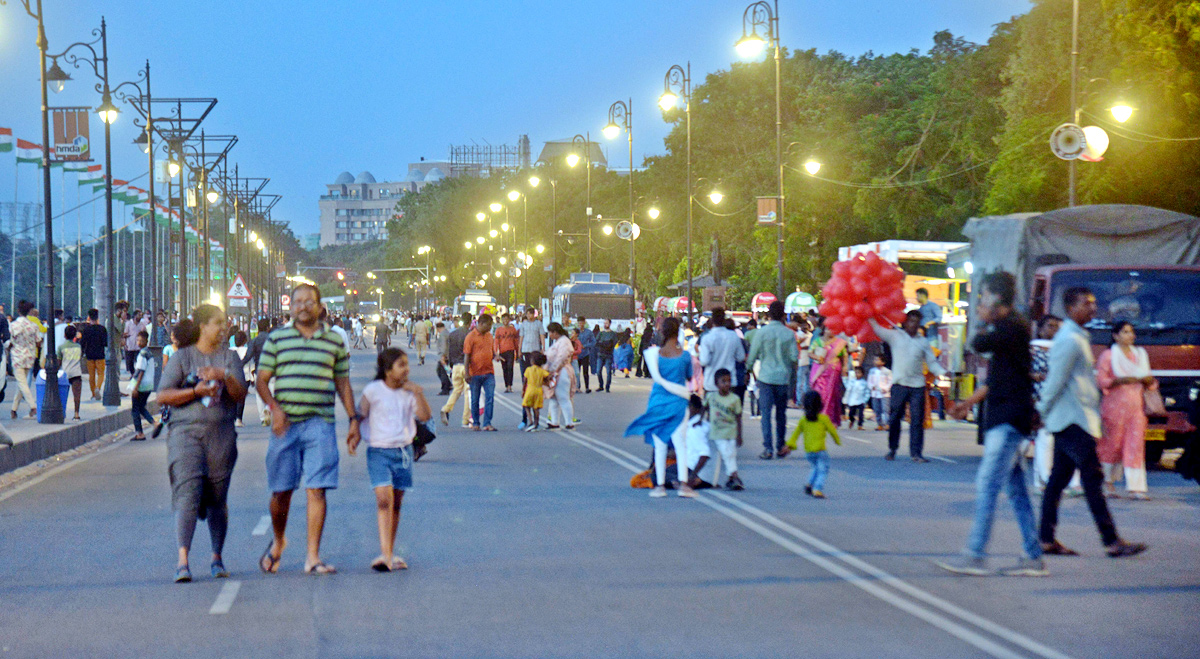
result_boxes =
[961,204,1200,307]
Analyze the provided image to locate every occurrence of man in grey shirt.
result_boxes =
[440,313,474,427]
[868,311,946,462]
[1036,286,1146,558]
[517,308,546,374]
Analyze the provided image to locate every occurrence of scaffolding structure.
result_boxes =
[448,135,531,177]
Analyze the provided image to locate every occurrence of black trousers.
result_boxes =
[636,348,649,378]
[846,403,865,428]
[578,355,591,390]
[887,384,926,456]
[499,350,516,389]
[436,362,452,393]
[1040,424,1120,546]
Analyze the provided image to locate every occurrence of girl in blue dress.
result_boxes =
[624,317,697,498]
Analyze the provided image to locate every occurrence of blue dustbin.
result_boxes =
[35,370,71,422]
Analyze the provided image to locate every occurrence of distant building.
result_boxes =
[319,169,441,247]
[301,233,321,251]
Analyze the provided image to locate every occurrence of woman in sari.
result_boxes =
[809,325,848,426]
[543,322,576,430]
[1096,321,1157,499]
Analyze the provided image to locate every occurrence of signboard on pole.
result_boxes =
[227,274,251,300]
[756,197,779,225]
[51,107,92,162]
[280,293,291,310]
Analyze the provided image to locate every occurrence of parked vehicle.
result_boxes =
[962,204,1200,467]
[548,272,634,331]
[453,289,497,318]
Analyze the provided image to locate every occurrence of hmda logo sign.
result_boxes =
[51,108,92,162]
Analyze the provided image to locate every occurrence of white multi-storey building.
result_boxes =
[318,166,447,247]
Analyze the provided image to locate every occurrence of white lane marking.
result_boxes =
[929,455,958,464]
[845,436,873,444]
[0,436,128,504]
[251,514,271,536]
[549,415,1071,659]
[208,580,241,615]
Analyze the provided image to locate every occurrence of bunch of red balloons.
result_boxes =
[816,251,907,343]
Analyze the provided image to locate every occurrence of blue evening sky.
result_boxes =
[0,0,1030,239]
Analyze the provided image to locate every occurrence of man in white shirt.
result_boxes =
[868,311,945,462]
[699,307,746,393]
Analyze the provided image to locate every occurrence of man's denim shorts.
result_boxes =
[366,445,414,490]
[266,417,339,492]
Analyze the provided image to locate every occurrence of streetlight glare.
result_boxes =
[736,34,768,59]
[566,153,581,168]
[507,190,520,201]
[658,92,679,111]
[708,190,724,204]
[1110,104,1134,123]
[206,190,220,204]
[535,244,545,253]
[804,160,822,176]
[499,257,507,265]
[602,224,613,235]
[464,241,472,249]
[528,175,540,187]
[476,236,485,244]
[249,231,258,243]
[501,223,510,232]
[256,238,265,249]
[602,123,621,140]
[476,212,485,222]
[648,207,661,220]
[489,229,498,238]
[489,202,502,212]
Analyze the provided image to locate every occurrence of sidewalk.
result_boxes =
[0,371,145,476]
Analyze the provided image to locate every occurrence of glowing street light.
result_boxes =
[648,207,661,220]
[528,175,540,187]
[708,190,724,205]
[489,202,502,212]
[489,229,498,238]
[804,160,822,176]
[476,212,485,222]
[206,190,220,204]
[602,224,614,235]
[658,91,679,111]
[535,244,545,253]
[566,152,581,168]
[476,236,485,244]
[507,190,520,202]
[1110,104,1133,123]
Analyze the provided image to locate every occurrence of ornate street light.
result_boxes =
[660,63,695,323]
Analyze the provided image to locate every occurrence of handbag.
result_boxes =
[1143,388,1167,417]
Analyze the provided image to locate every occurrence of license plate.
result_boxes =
[1144,428,1166,442]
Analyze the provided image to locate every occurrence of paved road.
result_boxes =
[1,347,1197,657]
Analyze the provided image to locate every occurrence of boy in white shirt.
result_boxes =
[867,356,892,431]
[842,365,871,430]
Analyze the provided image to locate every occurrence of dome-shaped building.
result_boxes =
[354,171,377,184]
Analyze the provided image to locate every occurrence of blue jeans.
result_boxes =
[757,382,790,452]
[966,423,1042,560]
[806,450,830,491]
[468,373,495,427]
[795,364,810,403]
[594,354,613,391]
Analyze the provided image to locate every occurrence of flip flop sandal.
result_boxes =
[211,561,230,578]
[370,559,391,573]
[483,426,497,431]
[174,566,192,583]
[390,557,408,570]
[259,541,281,574]
[304,562,337,575]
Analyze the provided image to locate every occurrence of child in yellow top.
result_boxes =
[787,391,841,498]
[523,352,549,432]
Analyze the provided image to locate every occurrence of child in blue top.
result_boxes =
[786,391,842,498]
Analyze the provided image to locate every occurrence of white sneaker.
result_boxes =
[677,484,698,499]
[649,486,668,498]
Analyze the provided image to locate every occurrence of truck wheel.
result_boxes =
[1145,442,1164,469]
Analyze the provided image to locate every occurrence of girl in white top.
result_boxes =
[351,347,431,572]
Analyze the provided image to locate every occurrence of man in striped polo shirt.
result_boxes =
[256,284,359,575]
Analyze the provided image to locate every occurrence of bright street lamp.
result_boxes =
[566,152,581,168]
[708,190,724,205]
[602,224,613,236]
[489,229,498,238]
[206,189,220,204]
[476,236,485,244]
[464,241,472,249]
[499,256,507,265]
[1110,104,1133,123]
[507,190,520,202]
[804,160,822,176]
[658,91,679,111]
[489,202,502,213]
[648,207,661,220]
[661,62,693,322]
[535,244,545,253]
[528,175,540,187]
[602,122,621,140]
[476,212,486,222]
[97,95,120,124]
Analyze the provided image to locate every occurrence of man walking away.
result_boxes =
[940,272,1043,576]
[576,318,595,392]
[868,311,946,462]
[594,319,618,392]
[440,313,473,427]
[699,307,746,394]
[256,284,359,575]
[81,308,108,401]
[463,313,497,431]
[9,301,40,419]
[746,301,798,459]
[517,308,545,385]
[433,322,452,395]
[1036,287,1147,559]
[495,313,520,393]
[374,317,392,354]
[244,318,274,426]
[413,315,431,364]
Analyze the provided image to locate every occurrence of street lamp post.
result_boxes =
[604,99,635,294]
[738,0,785,299]
[660,63,693,324]
[568,134,593,272]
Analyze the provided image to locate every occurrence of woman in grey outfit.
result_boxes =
[157,304,247,583]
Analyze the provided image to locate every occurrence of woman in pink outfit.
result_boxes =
[809,326,849,426]
[1095,321,1157,500]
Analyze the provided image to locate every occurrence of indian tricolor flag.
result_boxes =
[16,138,42,164]
[78,164,103,187]
[0,127,12,153]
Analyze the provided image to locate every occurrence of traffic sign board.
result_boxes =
[227,274,251,299]
[281,294,291,308]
